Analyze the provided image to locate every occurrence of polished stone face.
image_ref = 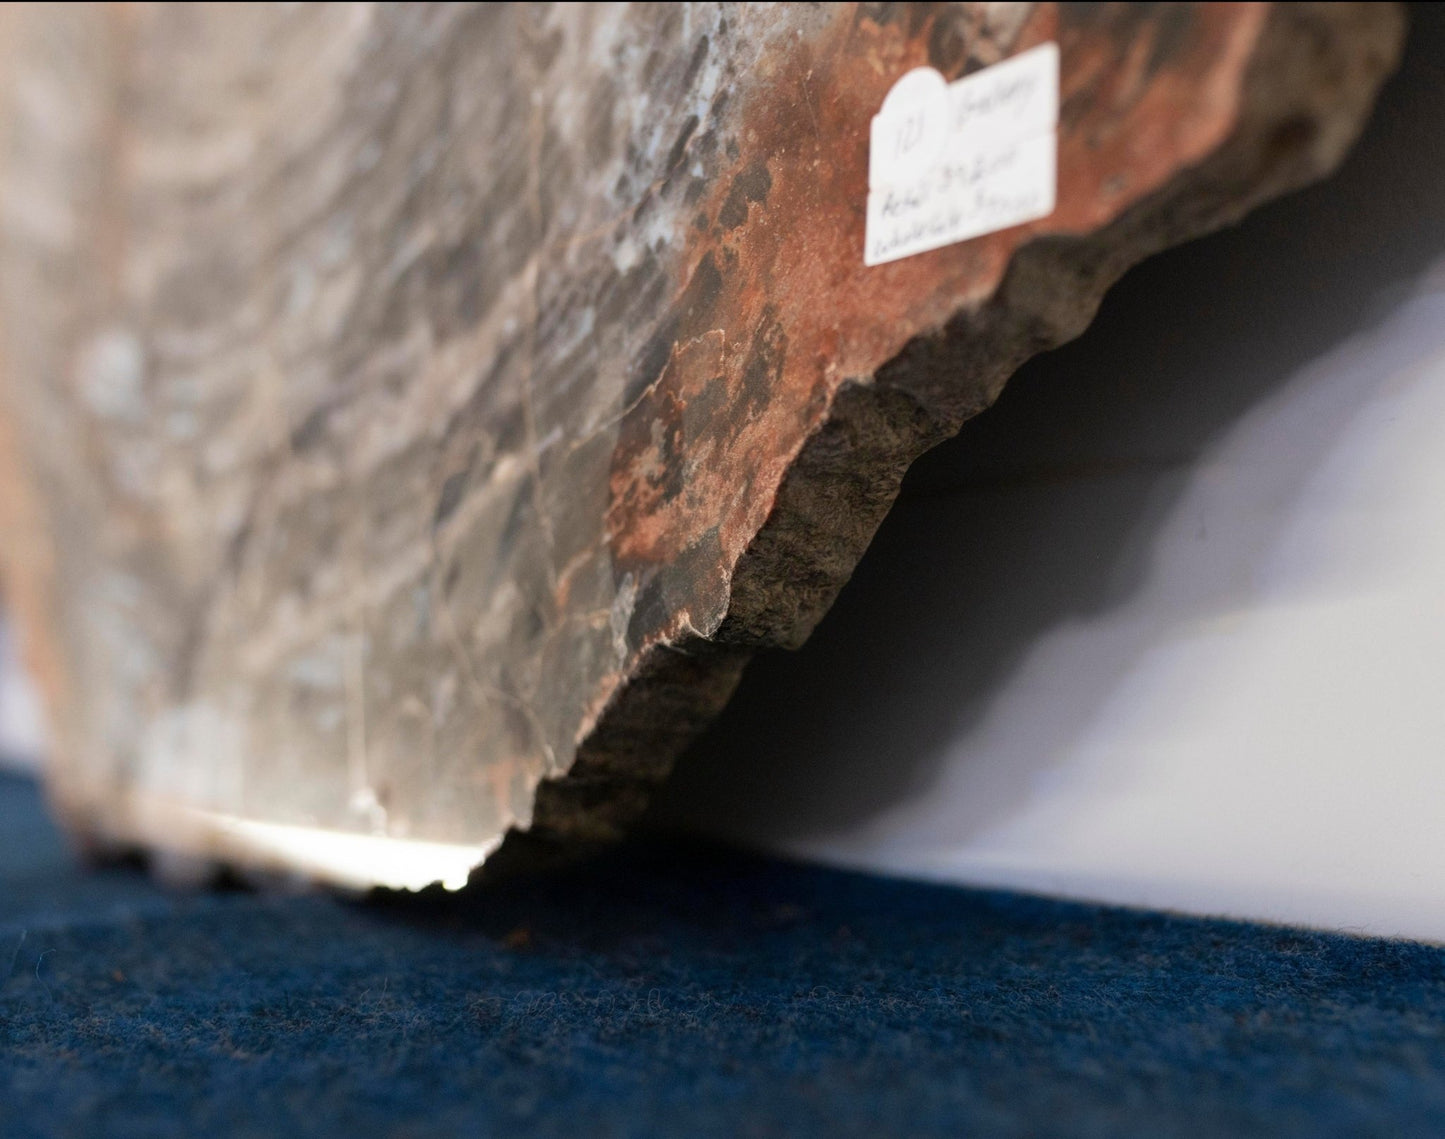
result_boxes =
[0,3,1402,886]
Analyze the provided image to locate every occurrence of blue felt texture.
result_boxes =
[1,772,1444,1137]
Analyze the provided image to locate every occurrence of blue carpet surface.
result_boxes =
[2,772,1444,1137]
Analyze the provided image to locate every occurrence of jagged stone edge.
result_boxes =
[477,2,1404,882]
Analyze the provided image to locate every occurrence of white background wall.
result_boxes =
[0,619,44,773]
[656,12,1445,941]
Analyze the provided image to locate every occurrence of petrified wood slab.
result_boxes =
[0,3,1402,889]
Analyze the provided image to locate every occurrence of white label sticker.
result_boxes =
[865,42,1059,267]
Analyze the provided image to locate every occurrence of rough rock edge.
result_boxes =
[479,3,1404,883]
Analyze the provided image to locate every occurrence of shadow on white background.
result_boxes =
[656,11,1445,941]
